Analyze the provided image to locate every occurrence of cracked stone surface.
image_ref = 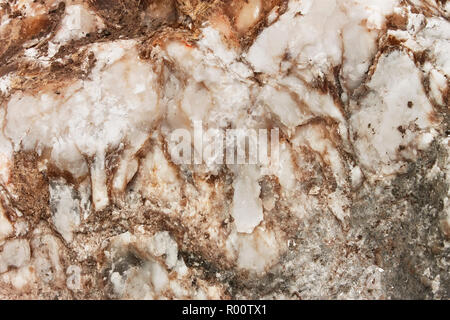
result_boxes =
[0,0,449,299]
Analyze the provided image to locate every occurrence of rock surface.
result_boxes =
[0,0,449,299]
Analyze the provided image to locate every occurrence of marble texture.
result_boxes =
[0,0,449,299]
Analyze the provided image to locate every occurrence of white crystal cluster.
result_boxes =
[0,0,448,299]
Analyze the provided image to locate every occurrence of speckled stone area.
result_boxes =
[0,0,449,299]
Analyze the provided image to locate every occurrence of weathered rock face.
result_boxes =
[0,0,448,299]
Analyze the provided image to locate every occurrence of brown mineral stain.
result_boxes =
[20,15,51,40]
[440,218,450,240]
[386,13,408,30]
[8,152,50,225]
